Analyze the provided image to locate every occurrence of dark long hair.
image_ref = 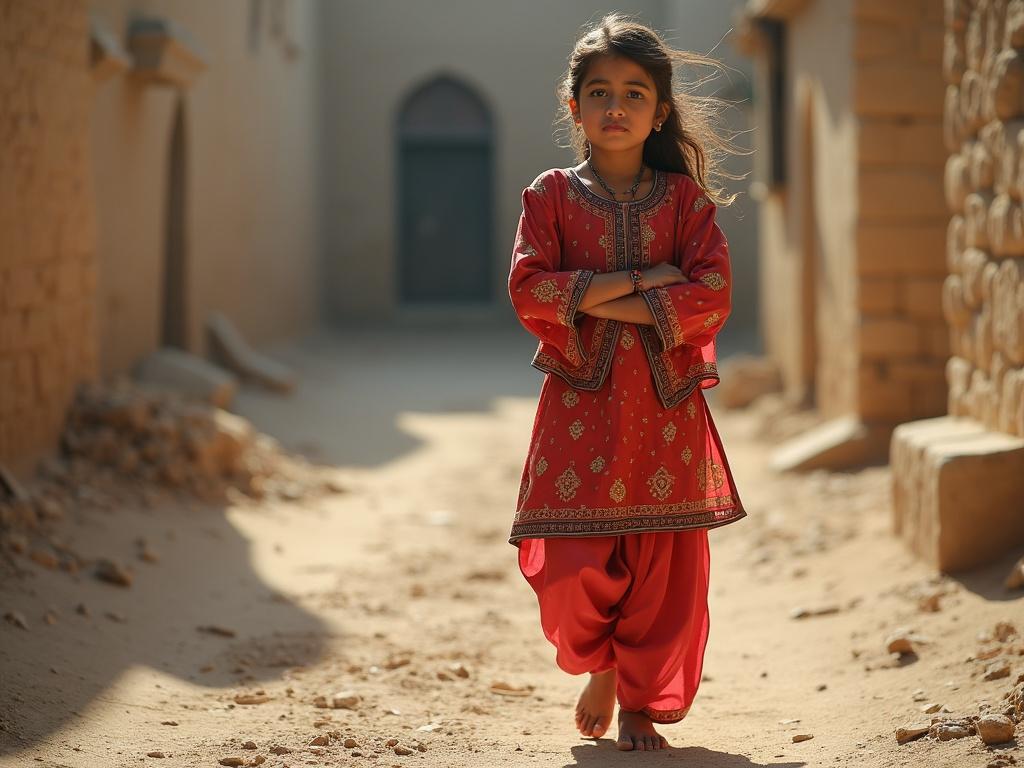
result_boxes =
[557,13,745,206]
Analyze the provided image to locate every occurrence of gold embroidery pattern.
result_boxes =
[703,312,721,329]
[646,465,675,500]
[532,317,619,390]
[640,287,683,350]
[686,400,697,420]
[693,195,708,213]
[531,279,559,303]
[641,220,656,249]
[682,446,693,465]
[555,465,582,501]
[662,422,677,444]
[700,272,726,291]
[517,236,537,258]
[529,177,547,195]
[590,456,606,473]
[517,476,530,506]
[510,494,744,541]
[535,456,548,476]
[609,478,627,502]
[568,419,585,440]
[620,327,635,349]
[696,458,726,492]
[561,390,579,408]
[643,704,691,724]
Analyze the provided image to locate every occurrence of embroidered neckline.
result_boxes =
[565,167,666,210]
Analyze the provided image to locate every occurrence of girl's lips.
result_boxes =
[603,124,627,132]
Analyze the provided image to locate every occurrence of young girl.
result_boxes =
[507,14,747,752]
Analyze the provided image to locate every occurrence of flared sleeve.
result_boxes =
[639,187,732,352]
[508,177,595,368]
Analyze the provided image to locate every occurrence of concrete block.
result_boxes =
[134,348,238,409]
[207,312,297,394]
[856,62,946,118]
[903,277,947,319]
[892,416,1024,572]
[770,416,892,471]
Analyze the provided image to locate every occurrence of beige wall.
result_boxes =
[748,0,859,416]
[90,0,323,376]
[0,0,98,470]
[320,1,762,335]
[852,0,948,423]
[744,0,948,424]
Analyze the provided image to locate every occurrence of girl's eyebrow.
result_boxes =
[583,78,652,91]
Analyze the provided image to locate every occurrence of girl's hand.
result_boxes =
[641,263,688,289]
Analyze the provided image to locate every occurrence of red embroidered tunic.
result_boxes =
[507,167,746,544]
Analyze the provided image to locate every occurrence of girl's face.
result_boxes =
[569,54,670,156]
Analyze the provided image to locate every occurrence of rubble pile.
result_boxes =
[1,382,345,565]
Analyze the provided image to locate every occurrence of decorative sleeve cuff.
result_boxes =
[558,269,595,365]
[639,286,684,352]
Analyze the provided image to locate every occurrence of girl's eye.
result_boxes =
[589,89,606,97]
[628,91,644,99]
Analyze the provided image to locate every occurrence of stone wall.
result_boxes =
[890,0,1024,573]
[942,0,1024,435]
[853,0,951,424]
[0,0,97,470]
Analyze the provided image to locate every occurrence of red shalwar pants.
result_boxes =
[518,529,710,724]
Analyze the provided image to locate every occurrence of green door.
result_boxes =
[399,140,492,304]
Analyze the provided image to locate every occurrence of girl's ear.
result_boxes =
[569,98,580,123]
[656,101,671,126]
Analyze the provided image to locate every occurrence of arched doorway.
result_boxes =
[396,76,493,304]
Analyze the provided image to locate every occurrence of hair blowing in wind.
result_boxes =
[557,13,746,206]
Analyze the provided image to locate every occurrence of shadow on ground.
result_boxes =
[567,742,807,767]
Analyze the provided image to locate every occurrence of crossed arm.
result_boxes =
[577,268,687,324]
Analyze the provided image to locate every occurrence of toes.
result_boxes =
[659,735,669,749]
[616,737,634,751]
[592,718,607,738]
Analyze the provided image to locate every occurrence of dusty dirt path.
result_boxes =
[1,328,1021,768]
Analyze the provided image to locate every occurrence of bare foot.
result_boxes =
[575,669,616,738]
[616,709,670,751]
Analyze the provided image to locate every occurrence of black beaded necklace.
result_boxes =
[587,157,645,202]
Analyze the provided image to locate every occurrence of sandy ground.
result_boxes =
[1,327,1022,768]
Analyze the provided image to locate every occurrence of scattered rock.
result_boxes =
[233,692,270,705]
[198,624,236,638]
[489,681,533,697]
[29,549,58,570]
[269,746,291,755]
[792,734,813,743]
[146,752,165,758]
[241,741,257,750]
[984,660,1011,681]
[95,559,133,587]
[920,703,945,714]
[977,714,1015,745]
[343,738,359,748]
[218,759,244,767]
[327,691,360,710]
[790,604,841,620]
[448,663,470,678]
[394,745,414,755]
[4,611,28,630]
[1006,557,1024,590]
[929,719,975,741]
[250,757,265,767]
[75,603,89,617]
[160,721,178,726]
[994,622,1018,643]
[104,610,125,623]
[885,629,916,655]
[307,735,329,747]
[977,646,1004,661]
[895,724,930,745]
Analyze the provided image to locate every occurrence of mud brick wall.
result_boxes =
[853,0,952,424]
[0,0,97,470]
[942,0,1024,436]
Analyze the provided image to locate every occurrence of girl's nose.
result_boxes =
[605,98,625,116]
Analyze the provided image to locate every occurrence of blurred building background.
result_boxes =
[0,0,757,472]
